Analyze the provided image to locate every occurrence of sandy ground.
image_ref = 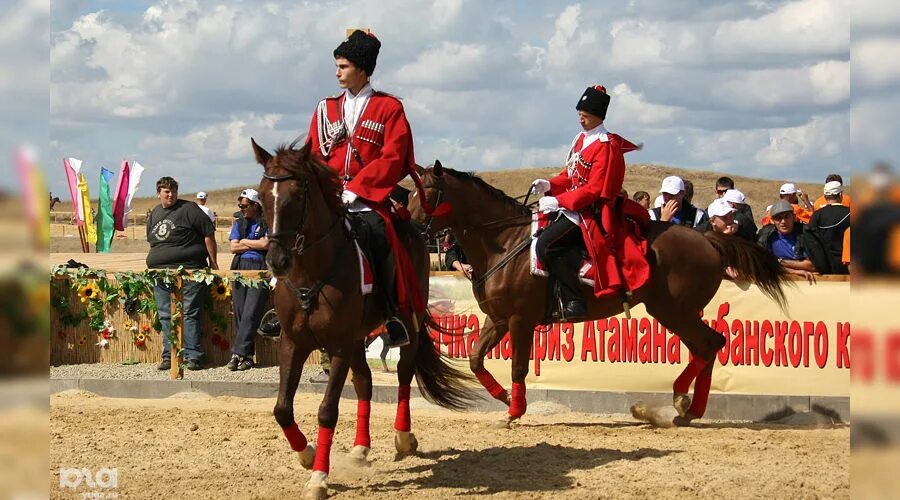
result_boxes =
[50,390,849,500]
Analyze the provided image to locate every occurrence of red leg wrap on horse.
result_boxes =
[689,370,712,418]
[355,399,371,448]
[282,422,308,452]
[394,384,412,432]
[673,357,709,395]
[475,369,507,400]
[509,382,527,418]
[312,426,335,473]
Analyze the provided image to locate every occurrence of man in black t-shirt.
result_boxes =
[808,181,851,274]
[147,176,218,371]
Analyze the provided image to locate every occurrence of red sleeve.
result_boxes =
[306,106,321,159]
[556,141,623,211]
[548,167,570,196]
[345,104,413,204]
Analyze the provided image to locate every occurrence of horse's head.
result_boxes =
[251,137,343,278]
[408,160,454,237]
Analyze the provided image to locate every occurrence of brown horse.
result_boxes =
[408,162,791,426]
[251,140,473,499]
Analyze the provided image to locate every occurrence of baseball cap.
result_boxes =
[196,191,208,199]
[779,183,798,195]
[723,189,745,205]
[239,189,260,205]
[707,198,736,218]
[770,199,793,217]
[659,176,685,195]
[823,181,843,196]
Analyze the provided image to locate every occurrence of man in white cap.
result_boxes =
[226,189,271,371]
[649,175,708,229]
[704,198,738,236]
[774,183,813,224]
[807,181,850,274]
[813,174,852,211]
[723,189,756,241]
[195,191,216,224]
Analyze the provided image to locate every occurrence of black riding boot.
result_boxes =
[257,308,281,337]
[535,215,587,322]
[357,212,410,348]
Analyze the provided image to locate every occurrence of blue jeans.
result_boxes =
[155,280,207,362]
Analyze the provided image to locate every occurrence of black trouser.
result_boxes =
[355,211,397,315]
[535,214,585,302]
[231,258,270,358]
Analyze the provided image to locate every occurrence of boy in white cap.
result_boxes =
[813,174,852,211]
[195,191,216,224]
[723,189,757,241]
[649,175,708,229]
[807,181,850,274]
[704,198,738,235]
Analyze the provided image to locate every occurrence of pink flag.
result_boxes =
[112,159,130,230]
[63,157,84,225]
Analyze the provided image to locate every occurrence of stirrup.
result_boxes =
[382,317,410,348]
[257,309,281,338]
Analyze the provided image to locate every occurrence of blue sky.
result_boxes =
[3,0,895,197]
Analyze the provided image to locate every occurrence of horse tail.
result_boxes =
[703,231,793,311]
[412,311,478,411]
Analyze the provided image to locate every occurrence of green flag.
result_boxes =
[96,167,115,252]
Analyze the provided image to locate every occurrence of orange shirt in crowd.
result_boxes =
[842,227,850,266]
[760,203,812,226]
[813,194,852,211]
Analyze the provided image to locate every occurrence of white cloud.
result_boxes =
[713,0,848,57]
[139,113,286,162]
[710,61,849,110]
[395,43,491,88]
[853,37,900,88]
[608,83,680,125]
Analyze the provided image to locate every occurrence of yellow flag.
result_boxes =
[78,173,97,244]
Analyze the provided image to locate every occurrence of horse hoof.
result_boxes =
[673,413,698,427]
[347,445,370,466]
[673,393,691,418]
[297,444,317,470]
[491,418,512,430]
[630,403,651,422]
[394,431,418,455]
[303,471,328,500]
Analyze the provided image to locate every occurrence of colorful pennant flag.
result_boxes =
[96,167,115,252]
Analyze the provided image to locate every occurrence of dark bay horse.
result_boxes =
[251,140,473,498]
[408,163,791,426]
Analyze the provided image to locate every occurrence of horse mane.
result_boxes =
[441,167,530,215]
[272,139,343,213]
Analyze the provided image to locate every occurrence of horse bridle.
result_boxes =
[263,172,342,256]
[419,176,444,237]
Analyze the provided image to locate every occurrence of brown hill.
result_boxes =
[52,163,827,225]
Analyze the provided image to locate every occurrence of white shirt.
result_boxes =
[196,203,216,224]
[342,83,374,213]
[560,123,610,226]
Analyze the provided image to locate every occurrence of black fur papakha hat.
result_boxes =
[576,85,610,119]
[334,30,381,76]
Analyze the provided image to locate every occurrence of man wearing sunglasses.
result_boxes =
[226,189,270,371]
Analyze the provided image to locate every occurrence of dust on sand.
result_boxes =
[50,391,848,499]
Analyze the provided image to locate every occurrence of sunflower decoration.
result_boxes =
[77,335,87,346]
[78,282,100,303]
[134,333,146,348]
[211,281,231,302]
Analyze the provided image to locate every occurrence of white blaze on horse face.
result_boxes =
[271,181,280,234]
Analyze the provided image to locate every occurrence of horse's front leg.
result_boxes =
[348,340,373,465]
[506,315,534,425]
[305,346,352,500]
[273,337,314,468]
[469,316,510,405]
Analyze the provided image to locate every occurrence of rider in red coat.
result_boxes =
[532,85,640,321]
[259,30,418,348]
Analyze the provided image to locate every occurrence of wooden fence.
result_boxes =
[50,271,320,377]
